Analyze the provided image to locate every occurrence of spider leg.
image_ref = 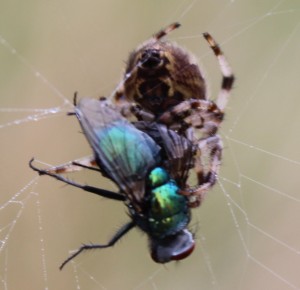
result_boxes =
[71,160,101,173]
[130,104,156,121]
[29,158,125,201]
[115,99,156,122]
[153,22,180,40]
[59,221,135,270]
[203,33,234,111]
[181,135,222,207]
[35,155,99,174]
[158,99,223,137]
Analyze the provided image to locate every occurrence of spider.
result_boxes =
[29,23,234,268]
[113,23,234,207]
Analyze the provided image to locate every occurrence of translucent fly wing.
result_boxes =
[75,98,161,204]
[157,124,194,184]
[134,121,194,186]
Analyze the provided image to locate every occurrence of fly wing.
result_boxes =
[75,98,161,203]
[157,125,194,184]
[134,122,194,186]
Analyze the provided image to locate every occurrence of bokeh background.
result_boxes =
[0,0,299,289]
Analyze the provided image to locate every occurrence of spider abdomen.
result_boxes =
[123,40,207,115]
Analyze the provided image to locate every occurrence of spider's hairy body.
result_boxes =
[123,39,206,115]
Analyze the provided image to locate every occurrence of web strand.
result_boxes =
[1,1,299,289]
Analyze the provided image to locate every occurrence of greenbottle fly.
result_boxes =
[30,97,196,269]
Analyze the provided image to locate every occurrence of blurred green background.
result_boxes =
[0,0,299,289]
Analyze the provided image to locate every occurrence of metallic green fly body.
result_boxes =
[30,97,196,269]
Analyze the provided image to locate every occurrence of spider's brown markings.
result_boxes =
[113,23,234,208]
[114,22,207,115]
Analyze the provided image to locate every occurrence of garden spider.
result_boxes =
[114,23,234,207]
[29,23,234,268]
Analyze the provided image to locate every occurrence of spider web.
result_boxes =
[0,0,299,289]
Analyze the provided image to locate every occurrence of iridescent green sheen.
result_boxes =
[148,167,169,187]
[148,168,189,238]
[96,121,160,178]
